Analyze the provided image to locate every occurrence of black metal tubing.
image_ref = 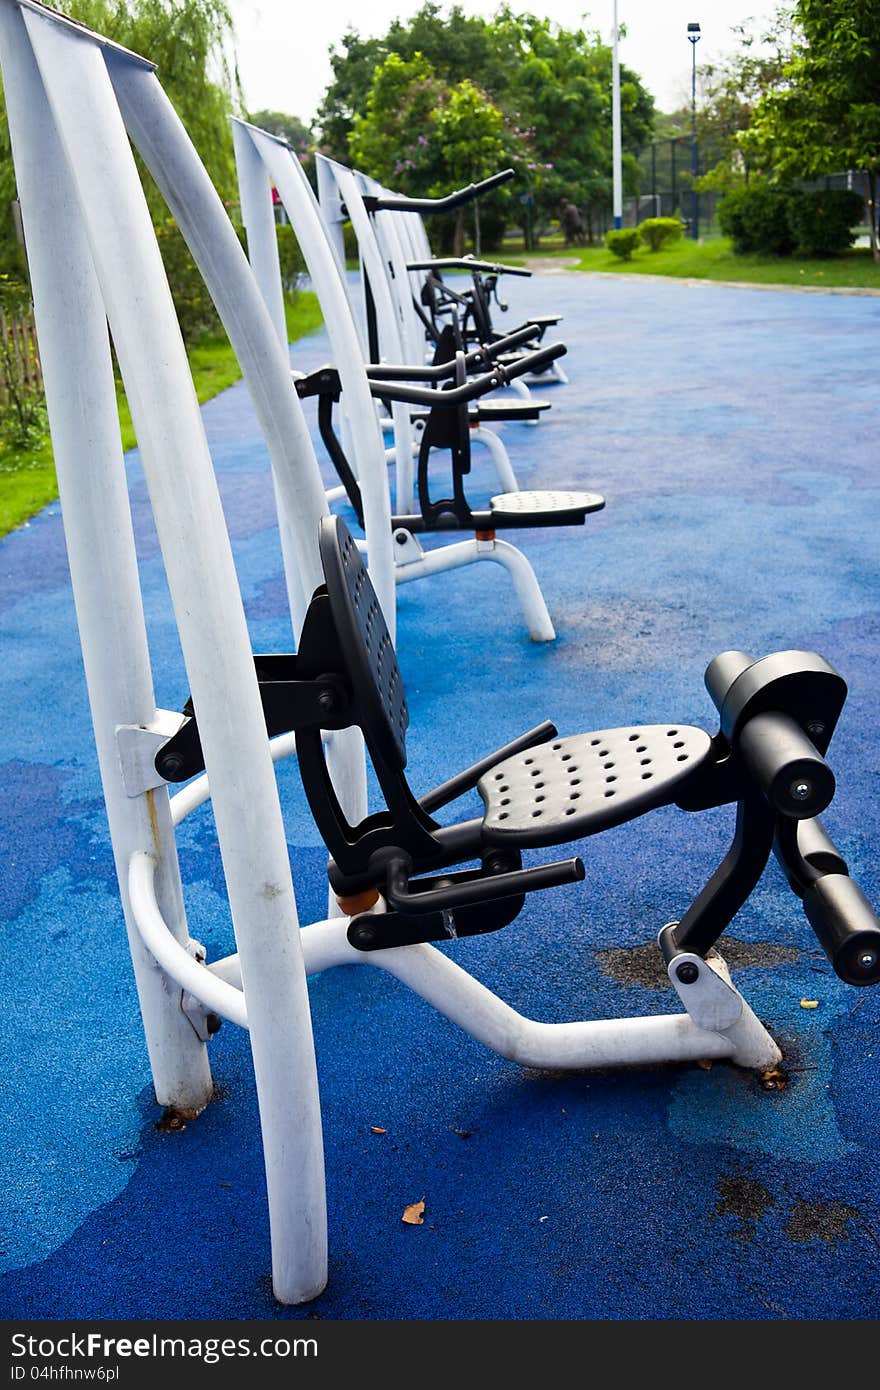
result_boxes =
[738,710,835,819]
[408,256,531,279]
[362,168,515,214]
[419,721,558,814]
[365,325,537,382]
[660,792,777,960]
[366,342,566,409]
[385,853,585,916]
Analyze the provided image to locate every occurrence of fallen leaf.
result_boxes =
[370,1126,387,1135]
[800,999,820,1009]
[402,1200,425,1226]
[451,1127,472,1139]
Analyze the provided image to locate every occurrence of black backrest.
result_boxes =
[318,515,409,770]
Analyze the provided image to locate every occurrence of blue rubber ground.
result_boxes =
[2,271,879,1320]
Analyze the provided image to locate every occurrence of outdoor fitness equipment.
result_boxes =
[5,0,878,1313]
[165,514,880,1003]
[234,120,603,641]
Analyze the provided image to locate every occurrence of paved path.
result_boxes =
[2,271,879,1319]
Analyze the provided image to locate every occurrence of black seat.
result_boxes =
[479,725,713,845]
[155,515,880,983]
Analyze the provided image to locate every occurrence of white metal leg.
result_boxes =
[470,425,519,493]
[204,920,781,1074]
[0,0,214,1114]
[394,535,555,642]
[21,7,326,1304]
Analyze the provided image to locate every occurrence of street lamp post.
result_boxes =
[687,21,701,241]
[612,1,623,230]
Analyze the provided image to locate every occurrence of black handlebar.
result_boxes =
[407,256,532,279]
[365,325,538,384]
[385,853,585,916]
[362,169,515,215]
[366,341,566,409]
[419,721,557,814]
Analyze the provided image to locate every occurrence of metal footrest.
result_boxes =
[478,724,713,846]
[487,490,605,526]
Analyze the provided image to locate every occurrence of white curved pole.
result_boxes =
[0,0,212,1113]
[21,6,326,1304]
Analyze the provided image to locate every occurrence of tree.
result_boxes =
[247,109,312,154]
[0,0,240,259]
[744,0,880,259]
[319,6,655,237]
[349,54,521,253]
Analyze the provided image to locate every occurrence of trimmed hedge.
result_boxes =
[638,216,684,252]
[718,183,864,259]
[605,228,640,261]
[717,183,795,256]
[787,189,864,257]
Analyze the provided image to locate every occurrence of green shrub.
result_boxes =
[155,220,222,345]
[605,228,640,261]
[717,182,795,256]
[638,216,684,252]
[787,189,864,258]
[276,224,306,291]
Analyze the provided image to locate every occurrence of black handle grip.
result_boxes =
[738,710,835,818]
[804,874,880,984]
[407,256,532,279]
[502,341,567,383]
[386,855,584,915]
[368,169,515,214]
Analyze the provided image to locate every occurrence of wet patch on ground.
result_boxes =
[785,1200,857,1244]
[596,936,802,990]
[714,1174,776,1241]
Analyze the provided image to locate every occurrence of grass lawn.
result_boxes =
[520,236,880,290]
[0,290,323,539]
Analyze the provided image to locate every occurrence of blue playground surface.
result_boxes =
[2,271,879,1320]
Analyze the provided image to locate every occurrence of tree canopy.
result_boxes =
[742,0,880,256]
[0,0,241,267]
[319,4,654,224]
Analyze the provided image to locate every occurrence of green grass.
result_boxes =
[523,236,880,290]
[0,290,324,538]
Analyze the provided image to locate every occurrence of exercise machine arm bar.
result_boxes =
[419,721,558,814]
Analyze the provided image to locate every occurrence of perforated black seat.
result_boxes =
[479,725,713,847]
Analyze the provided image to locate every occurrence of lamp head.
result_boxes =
[688,21,701,43]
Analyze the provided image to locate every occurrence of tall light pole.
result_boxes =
[612,1,623,229]
[688,21,701,241]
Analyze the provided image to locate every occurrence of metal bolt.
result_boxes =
[206,1013,222,1037]
[350,924,374,950]
[806,721,825,739]
[395,531,408,546]
[858,949,878,971]
[676,961,700,985]
[158,751,186,780]
[317,687,338,714]
[791,780,813,801]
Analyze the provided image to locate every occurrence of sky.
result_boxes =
[226,1,785,124]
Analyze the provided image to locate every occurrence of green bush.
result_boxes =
[155,220,222,345]
[787,189,864,258]
[638,216,683,252]
[276,224,306,291]
[605,228,640,261]
[717,182,795,256]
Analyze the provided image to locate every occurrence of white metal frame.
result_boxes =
[236,125,556,642]
[1,0,781,1310]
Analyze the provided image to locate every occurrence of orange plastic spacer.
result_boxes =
[336,887,381,916]
[475,528,496,542]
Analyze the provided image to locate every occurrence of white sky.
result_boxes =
[226,1,785,124]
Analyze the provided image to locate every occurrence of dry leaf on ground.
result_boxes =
[402,1200,425,1226]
